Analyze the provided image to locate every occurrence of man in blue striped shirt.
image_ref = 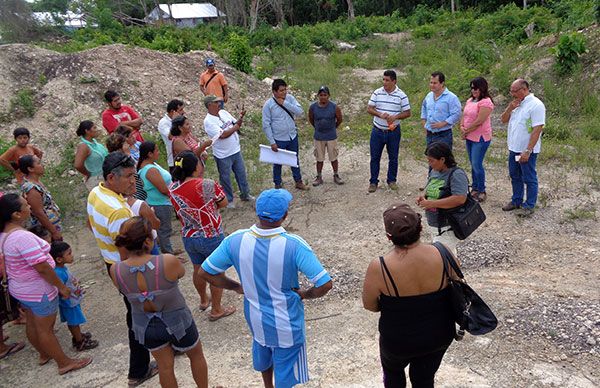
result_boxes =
[420,71,462,152]
[367,69,412,193]
[200,189,333,388]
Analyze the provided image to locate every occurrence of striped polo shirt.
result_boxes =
[368,86,411,130]
[87,182,133,264]
[202,225,331,348]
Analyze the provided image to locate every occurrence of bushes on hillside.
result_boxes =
[553,32,587,74]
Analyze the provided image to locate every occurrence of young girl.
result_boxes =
[50,242,98,351]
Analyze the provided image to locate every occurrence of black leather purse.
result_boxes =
[434,242,498,337]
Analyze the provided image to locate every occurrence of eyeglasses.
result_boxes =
[107,154,133,173]
[470,86,478,90]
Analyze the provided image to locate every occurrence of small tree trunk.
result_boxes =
[523,0,527,9]
[451,0,456,13]
[250,0,259,31]
[347,0,355,20]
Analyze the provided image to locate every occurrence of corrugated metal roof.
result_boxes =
[157,3,224,19]
[32,11,87,28]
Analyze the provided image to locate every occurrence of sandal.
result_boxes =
[72,332,93,348]
[39,356,51,366]
[74,336,99,351]
[208,306,236,322]
[0,342,25,360]
[128,361,159,387]
[58,357,93,375]
[476,192,487,203]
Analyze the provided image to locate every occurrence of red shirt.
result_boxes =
[101,105,144,142]
[169,178,225,238]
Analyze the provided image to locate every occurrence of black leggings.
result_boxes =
[381,345,449,388]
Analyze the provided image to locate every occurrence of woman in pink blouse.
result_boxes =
[0,193,91,375]
[460,77,494,202]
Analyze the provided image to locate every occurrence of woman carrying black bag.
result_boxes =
[362,202,459,388]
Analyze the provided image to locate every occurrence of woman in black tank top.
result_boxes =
[362,203,457,388]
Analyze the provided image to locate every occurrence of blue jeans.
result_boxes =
[183,234,224,265]
[508,151,538,209]
[426,129,453,151]
[466,137,491,193]
[214,151,251,202]
[370,126,401,184]
[273,136,302,185]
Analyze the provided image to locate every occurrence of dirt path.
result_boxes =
[1,138,599,387]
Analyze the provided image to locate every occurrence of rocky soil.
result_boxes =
[0,43,599,387]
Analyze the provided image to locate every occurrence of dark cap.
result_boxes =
[383,202,421,237]
[317,85,330,95]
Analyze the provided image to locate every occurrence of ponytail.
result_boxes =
[137,141,156,170]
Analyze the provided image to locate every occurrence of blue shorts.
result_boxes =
[252,340,309,388]
[183,234,224,265]
[59,304,86,326]
[18,294,59,317]
[144,317,200,353]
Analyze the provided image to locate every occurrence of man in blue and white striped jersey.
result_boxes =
[199,188,333,388]
[367,69,412,193]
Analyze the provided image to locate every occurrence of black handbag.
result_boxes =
[438,168,486,240]
[1,232,20,325]
[434,242,498,336]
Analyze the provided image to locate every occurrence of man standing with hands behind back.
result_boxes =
[500,78,545,218]
[199,58,228,109]
[262,79,309,191]
[367,70,411,193]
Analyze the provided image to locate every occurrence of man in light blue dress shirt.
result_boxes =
[420,72,462,151]
[262,79,309,191]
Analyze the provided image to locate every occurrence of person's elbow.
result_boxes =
[362,295,379,312]
[318,280,333,296]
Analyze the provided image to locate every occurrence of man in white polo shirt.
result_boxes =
[500,78,545,217]
[203,95,252,208]
[367,69,411,193]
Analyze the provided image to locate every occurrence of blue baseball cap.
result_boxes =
[256,189,293,222]
[206,58,215,66]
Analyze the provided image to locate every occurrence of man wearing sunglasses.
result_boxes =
[87,151,159,386]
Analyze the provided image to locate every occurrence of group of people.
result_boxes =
[0,56,546,387]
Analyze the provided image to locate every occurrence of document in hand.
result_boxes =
[259,144,298,167]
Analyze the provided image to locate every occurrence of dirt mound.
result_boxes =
[0,43,270,164]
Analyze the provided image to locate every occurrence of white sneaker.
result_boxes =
[226,202,235,209]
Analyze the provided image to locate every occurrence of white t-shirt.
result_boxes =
[203,110,241,159]
[157,114,173,167]
[507,93,545,153]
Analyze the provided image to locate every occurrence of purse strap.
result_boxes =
[433,242,464,280]
[0,230,18,286]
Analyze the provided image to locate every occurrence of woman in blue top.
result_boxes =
[137,141,175,254]
[73,121,108,191]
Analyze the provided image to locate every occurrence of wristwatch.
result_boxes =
[523,148,532,154]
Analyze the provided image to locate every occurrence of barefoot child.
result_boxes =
[0,127,44,183]
[49,242,98,351]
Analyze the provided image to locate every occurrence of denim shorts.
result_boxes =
[18,294,59,317]
[183,234,224,265]
[144,317,199,352]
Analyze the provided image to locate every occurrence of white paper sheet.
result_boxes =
[259,144,298,167]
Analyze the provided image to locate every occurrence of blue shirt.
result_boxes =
[202,225,331,348]
[262,95,304,144]
[420,88,461,133]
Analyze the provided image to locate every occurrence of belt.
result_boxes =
[427,129,452,135]
[374,125,399,132]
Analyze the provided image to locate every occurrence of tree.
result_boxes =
[347,0,355,20]
[0,0,40,43]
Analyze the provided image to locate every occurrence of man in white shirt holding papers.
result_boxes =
[203,95,253,208]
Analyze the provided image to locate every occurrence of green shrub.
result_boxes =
[409,4,438,26]
[583,121,600,141]
[553,32,586,75]
[459,38,498,73]
[413,24,435,39]
[549,0,597,29]
[0,138,15,182]
[544,116,572,140]
[227,33,252,74]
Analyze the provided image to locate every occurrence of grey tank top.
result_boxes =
[114,255,193,344]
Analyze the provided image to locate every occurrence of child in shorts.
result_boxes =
[50,241,98,351]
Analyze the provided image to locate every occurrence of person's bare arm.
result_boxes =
[119,118,143,129]
[519,125,544,164]
[335,106,343,128]
[393,109,411,121]
[308,108,315,127]
[222,84,229,103]
[33,261,70,298]
[501,99,520,124]
[73,143,91,178]
[216,196,228,209]
[25,189,61,240]
[31,145,44,159]
[463,107,492,133]
[362,259,381,312]
[417,194,467,210]
[194,139,213,159]
[367,105,386,119]
[163,253,185,281]
[295,280,332,300]
[139,202,161,230]
[198,268,244,294]
[0,148,15,171]
[145,167,170,196]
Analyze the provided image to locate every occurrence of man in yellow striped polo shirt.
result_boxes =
[86,151,158,386]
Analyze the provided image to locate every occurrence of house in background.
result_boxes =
[32,11,88,30]
[145,3,225,27]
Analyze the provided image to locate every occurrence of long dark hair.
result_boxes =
[426,142,457,169]
[171,151,199,183]
[137,141,156,170]
[0,193,23,232]
[170,116,187,137]
[469,77,493,102]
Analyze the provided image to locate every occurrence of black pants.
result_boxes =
[106,262,150,379]
[381,345,448,388]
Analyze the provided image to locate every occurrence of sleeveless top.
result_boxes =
[310,101,338,141]
[139,163,172,206]
[80,137,108,177]
[21,178,62,231]
[173,134,199,152]
[114,255,193,344]
[378,256,455,357]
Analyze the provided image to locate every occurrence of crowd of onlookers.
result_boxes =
[0,57,544,387]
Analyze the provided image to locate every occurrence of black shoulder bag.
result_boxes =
[438,167,486,240]
[434,242,498,338]
[203,72,218,90]
[273,98,296,121]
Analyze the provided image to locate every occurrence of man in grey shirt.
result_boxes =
[262,79,309,190]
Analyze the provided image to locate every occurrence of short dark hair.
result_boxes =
[383,70,397,81]
[104,90,119,103]
[171,151,199,182]
[76,120,95,137]
[170,115,187,137]
[18,154,36,175]
[50,241,71,260]
[0,193,23,232]
[426,141,457,168]
[115,125,132,138]
[389,222,422,247]
[272,79,287,92]
[431,71,445,84]
[102,151,135,180]
[166,99,184,113]
[13,127,30,138]
[106,133,127,153]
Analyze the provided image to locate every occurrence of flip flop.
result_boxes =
[208,306,236,322]
[199,298,211,311]
[58,357,93,375]
[0,342,25,360]
[39,356,51,366]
